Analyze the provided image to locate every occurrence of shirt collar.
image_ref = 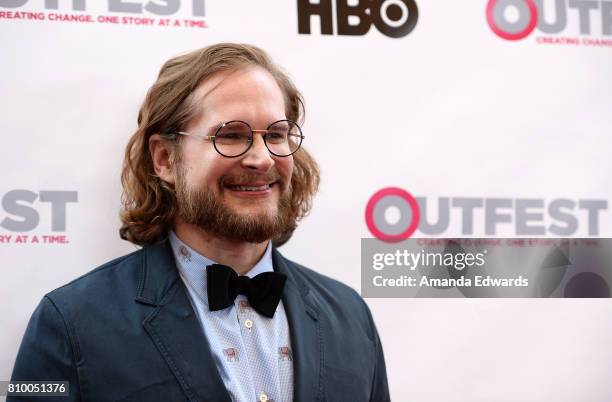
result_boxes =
[168,230,274,305]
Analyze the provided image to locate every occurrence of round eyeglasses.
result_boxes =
[173,119,304,158]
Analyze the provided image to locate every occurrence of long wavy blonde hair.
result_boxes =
[119,43,320,247]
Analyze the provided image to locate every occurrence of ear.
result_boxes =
[149,134,177,185]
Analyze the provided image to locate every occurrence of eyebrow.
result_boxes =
[205,119,290,135]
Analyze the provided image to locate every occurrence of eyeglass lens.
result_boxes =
[214,120,302,157]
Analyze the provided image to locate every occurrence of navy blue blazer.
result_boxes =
[10,240,390,401]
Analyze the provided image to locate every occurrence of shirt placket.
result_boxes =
[235,295,278,402]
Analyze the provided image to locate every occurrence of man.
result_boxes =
[10,43,390,402]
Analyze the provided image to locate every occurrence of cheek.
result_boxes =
[200,162,233,190]
[277,157,294,183]
[179,146,228,188]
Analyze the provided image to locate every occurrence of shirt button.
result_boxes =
[245,319,253,329]
[259,392,268,402]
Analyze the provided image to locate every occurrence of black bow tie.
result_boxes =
[206,264,287,318]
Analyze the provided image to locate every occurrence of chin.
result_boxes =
[235,205,278,217]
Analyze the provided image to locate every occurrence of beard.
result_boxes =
[174,164,293,244]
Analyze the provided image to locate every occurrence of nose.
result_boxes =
[240,133,274,172]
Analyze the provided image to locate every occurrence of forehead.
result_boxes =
[189,66,286,125]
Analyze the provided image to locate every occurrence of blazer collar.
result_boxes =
[135,240,323,402]
[134,239,180,306]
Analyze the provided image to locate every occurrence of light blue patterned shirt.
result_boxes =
[168,231,294,402]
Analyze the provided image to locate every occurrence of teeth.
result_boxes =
[230,184,270,191]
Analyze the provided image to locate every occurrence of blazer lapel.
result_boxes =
[273,249,324,402]
[136,241,231,402]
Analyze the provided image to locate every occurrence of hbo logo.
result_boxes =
[298,0,418,38]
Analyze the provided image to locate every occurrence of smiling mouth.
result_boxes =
[225,183,275,192]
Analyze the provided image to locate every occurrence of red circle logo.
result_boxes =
[486,0,538,41]
[365,187,421,242]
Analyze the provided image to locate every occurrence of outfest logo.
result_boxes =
[365,187,609,242]
[0,0,207,28]
[486,0,612,47]
[0,189,78,245]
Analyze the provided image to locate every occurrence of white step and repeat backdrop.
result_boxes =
[2,1,612,401]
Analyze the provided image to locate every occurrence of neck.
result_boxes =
[173,220,269,275]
